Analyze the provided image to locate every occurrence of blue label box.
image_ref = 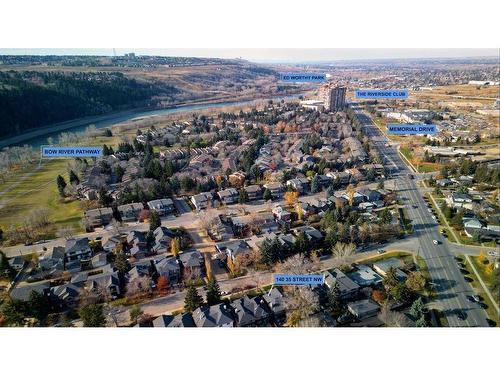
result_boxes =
[355,90,408,99]
[273,274,325,286]
[387,124,437,135]
[279,73,326,83]
[41,146,103,158]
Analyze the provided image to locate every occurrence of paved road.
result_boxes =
[357,110,489,327]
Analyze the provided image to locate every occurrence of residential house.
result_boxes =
[85,271,121,297]
[65,238,92,264]
[447,192,473,209]
[8,256,25,272]
[118,203,144,222]
[154,256,180,284]
[263,182,284,199]
[49,283,81,309]
[147,198,175,216]
[348,265,383,287]
[347,299,380,319]
[230,295,271,327]
[324,269,360,300]
[286,178,310,194]
[263,288,286,325]
[153,313,196,327]
[152,226,175,253]
[373,258,407,279]
[217,188,239,205]
[244,185,262,200]
[191,192,213,210]
[215,240,252,261]
[193,303,235,327]
[84,207,114,227]
[179,250,204,277]
[10,282,50,302]
[272,205,291,222]
[103,235,122,253]
[358,189,382,202]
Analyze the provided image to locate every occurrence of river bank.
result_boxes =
[0,92,305,149]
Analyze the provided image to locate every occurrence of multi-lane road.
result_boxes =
[356,110,489,327]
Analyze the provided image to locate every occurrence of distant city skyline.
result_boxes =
[0,48,497,63]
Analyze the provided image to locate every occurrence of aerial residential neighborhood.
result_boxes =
[0,47,498,334]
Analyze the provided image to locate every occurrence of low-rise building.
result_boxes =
[118,203,144,222]
[324,269,360,300]
[191,192,213,210]
[84,207,114,227]
[347,299,380,319]
[217,188,239,205]
[193,303,235,327]
[147,198,175,216]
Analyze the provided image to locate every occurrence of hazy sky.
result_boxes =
[0,48,497,63]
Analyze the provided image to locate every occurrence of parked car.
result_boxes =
[456,310,467,320]
[470,295,481,303]
[377,249,386,254]
[433,240,439,245]
[487,251,499,257]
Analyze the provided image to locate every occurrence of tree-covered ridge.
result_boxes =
[0,70,178,138]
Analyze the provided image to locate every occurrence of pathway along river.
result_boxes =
[3,95,301,149]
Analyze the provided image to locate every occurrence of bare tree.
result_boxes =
[126,276,152,298]
[378,304,410,327]
[57,226,76,240]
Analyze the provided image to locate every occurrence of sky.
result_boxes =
[0,48,498,63]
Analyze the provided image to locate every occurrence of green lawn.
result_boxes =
[0,159,84,238]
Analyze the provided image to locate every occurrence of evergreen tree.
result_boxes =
[238,188,248,204]
[98,186,113,207]
[56,175,67,197]
[326,281,342,317]
[149,210,161,231]
[114,165,125,183]
[263,188,272,201]
[69,170,80,185]
[80,304,106,327]
[310,174,320,193]
[114,251,131,275]
[184,285,203,312]
[409,297,425,320]
[206,278,222,306]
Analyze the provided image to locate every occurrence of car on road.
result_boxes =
[487,251,499,257]
[377,249,386,254]
[470,295,481,303]
[24,240,33,246]
[456,310,467,320]
[95,236,103,241]
[433,240,439,245]
[412,205,418,209]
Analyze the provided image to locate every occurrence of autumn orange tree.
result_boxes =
[157,276,169,292]
[284,191,299,206]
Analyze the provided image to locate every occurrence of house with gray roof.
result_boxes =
[118,203,144,222]
[154,256,180,284]
[103,235,122,253]
[147,198,175,216]
[84,207,114,227]
[50,283,81,308]
[193,303,235,327]
[347,299,380,320]
[153,313,196,327]
[85,271,121,297]
[179,250,204,275]
[65,238,91,263]
[10,281,50,302]
[263,288,286,325]
[324,269,360,300]
[231,295,271,327]
[244,185,262,200]
[215,240,252,261]
[8,256,25,271]
[191,192,213,210]
[217,188,239,205]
